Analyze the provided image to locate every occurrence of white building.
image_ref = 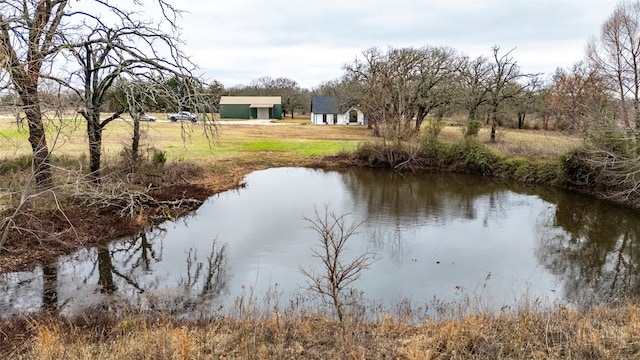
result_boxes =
[310,96,366,125]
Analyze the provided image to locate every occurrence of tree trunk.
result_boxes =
[84,108,125,181]
[634,97,640,151]
[415,108,426,132]
[490,103,498,142]
[371,118,381,136]
[21,89,52,189]
[132,117,140,165]
[517,112,526,129]
[490,123,496,142]
[138,232,152,272]
[88,129,102,178]
[468,108,477,121]
[542,114,549,131]
[86,111,103,183]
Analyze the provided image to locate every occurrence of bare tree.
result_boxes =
[57,4,217,182]
[0,0,202,187]
[512,76,542,129]
[410,46,461,131]
[344,47,418,141]
[344,46,461,139]
[207,80,225,110]
[276,78,304,118]
[459,55,491,122]
[486,46,532,142]
[299,206,376,323]
[588,1,640,144]
[0,0,69,188]
[545,63,611,134]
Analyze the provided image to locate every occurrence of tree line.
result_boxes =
[222,1,640,151]
[3,0,640,189]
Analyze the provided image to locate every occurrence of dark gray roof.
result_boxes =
[311,96,340,114]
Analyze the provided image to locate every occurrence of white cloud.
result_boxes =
[176,0,617,89]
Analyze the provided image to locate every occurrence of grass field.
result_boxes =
[0,115,580,167]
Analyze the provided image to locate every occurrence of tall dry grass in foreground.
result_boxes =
[2,302,640,359]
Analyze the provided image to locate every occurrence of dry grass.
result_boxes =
[2,302,640,359]
[438,126,581,160]
[0,116,578,164]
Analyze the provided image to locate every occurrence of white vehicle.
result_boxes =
[167,111,197,122]
[139,114,156,122]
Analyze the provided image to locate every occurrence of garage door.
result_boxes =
[257,108,269,119]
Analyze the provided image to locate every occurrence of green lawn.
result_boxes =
[0,118,368,164]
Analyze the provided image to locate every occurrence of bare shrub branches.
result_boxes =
[71,181,202,218]
[300,205,376,323]
[565,144,640,204]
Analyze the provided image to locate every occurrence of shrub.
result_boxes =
[452,140,501,175]
[533,162,561,183]
[559,148,601,187]
[495,157,527,178]
[419,136,446,163]
[463,119,481,139]
[118,147,136,170]
[426,117,444,138]
[352,142,417,169]
[152,149,167,167]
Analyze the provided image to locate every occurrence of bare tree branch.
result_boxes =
[299,205,376,323]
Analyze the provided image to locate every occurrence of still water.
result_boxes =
[2,167,640,319]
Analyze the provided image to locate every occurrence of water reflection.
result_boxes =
[42,264,57,312]
[343,170,516,224]
[0,227,230,317]
[535,192,640,309]
[3,168,640,318]
[345,170,517,265]
[97,246,117,294]
[179,240,229,304]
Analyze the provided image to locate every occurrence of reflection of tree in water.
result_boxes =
[340,169,523,260]
[341,169,520,224]
[42,264,58,312]
[368,226,408,263]
[71,227,229,316]
[120,230,162,272]
[179,238,229,302]
[92,227,165,294]
[135,238,231,317]
[535,192,640,309]
[97,246,117,293]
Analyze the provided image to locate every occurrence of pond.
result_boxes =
[3,167,640,319]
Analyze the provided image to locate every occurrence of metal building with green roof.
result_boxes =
[219,96,283,119]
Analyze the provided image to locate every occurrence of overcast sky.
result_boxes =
[173,0,618,89]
